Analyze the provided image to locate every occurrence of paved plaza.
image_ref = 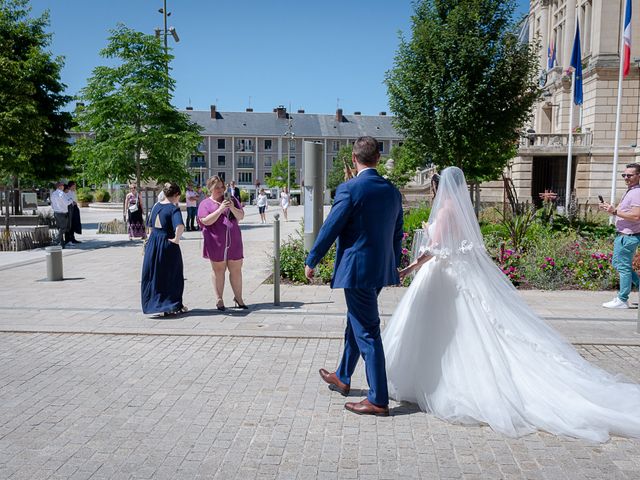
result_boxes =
[1,205,640,479]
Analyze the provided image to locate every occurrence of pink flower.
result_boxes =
[402,248,409,255]
[402,232,409,239]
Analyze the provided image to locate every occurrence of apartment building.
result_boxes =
[184,105,402,190]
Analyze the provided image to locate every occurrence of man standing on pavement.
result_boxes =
[51,181,72,249]
[600,163,640,309]
[304,136,404,416]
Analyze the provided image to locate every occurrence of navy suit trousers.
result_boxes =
[337,287,388,407]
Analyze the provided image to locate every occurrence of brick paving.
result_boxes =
[1,333,639,480]
[1,206,640,479]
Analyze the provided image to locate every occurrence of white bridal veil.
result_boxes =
[385,166,640,442]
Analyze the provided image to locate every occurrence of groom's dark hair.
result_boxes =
[353,136,380,166]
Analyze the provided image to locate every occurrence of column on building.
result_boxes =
[563,0,576,71]
[539,1,550,72]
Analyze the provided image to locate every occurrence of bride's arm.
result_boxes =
[399,252,433,280]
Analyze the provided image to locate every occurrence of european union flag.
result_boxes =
[570,23,583,105]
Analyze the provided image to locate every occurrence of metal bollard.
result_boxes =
[273,213,280,306]
[45,245,63,281]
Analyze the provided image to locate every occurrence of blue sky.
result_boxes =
[29,0,530,115]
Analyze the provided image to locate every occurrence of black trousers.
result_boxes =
[54,212,69,247]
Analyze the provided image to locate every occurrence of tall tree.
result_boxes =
[265,156,297,189]
[0,0,72,208]
[72,24,202,190]
[385,0,540,184]
[326,145,353,193]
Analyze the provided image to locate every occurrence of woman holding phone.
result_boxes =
[197,176,247,311]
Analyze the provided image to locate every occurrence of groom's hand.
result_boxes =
[305,265,315,281]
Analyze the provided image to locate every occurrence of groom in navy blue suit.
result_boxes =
[305,136,403,416]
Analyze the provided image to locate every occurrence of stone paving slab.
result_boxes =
[1,333,639,480]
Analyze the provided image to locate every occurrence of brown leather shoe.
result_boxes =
[344,398,389,417]
[319,368,350,396]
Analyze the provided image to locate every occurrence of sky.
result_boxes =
[28,0,530,116]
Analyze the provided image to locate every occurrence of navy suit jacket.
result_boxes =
[305,168,404,289]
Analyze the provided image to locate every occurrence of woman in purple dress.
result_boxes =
[198,176,247,311]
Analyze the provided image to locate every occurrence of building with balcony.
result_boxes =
[484,0,640,207]
[183,105,402,191]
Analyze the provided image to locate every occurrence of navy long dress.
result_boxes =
[141,203,185,314]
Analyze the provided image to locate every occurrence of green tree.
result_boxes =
[0,0,72,216]
[72,24,202,190]
[385,0,540,184]
[327,145,353,192]
[265,156,297,189]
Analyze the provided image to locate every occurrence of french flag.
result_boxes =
[624,0,632,77]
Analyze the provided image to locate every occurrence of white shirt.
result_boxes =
[51,189,72,213]
[356,167,374,176]
[257,194,267,207]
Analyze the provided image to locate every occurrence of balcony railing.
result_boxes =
[236,161,255,169]
[519,132,592,150]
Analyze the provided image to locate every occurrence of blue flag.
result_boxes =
[570,23,583,105]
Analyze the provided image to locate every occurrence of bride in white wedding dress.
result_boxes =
[382,166,640,442]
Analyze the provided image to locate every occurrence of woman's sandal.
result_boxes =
[216,300,226,311]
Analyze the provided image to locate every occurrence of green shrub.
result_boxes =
[240,189,250,203]
[76,188,93,203]
[94,189,110,202]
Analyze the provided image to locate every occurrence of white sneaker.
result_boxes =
[602,297,629,309]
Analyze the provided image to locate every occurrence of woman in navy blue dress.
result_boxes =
[141,182,188,315]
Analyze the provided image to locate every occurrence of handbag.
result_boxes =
[128,203,139,213]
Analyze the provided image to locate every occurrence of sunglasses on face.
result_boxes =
[621,174,638,178]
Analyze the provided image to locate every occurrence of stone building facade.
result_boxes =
[483,0,640,207]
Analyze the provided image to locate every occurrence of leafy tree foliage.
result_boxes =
[72,24,202,189]
[385,0,540,182]
[0,0,72,183]
[265,156,297,189]
[326,145,353,192]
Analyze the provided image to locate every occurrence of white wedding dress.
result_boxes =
[382,167,640,442]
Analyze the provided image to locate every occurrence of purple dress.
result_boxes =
[198,197,244,261]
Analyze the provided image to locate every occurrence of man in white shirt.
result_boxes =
[51,182,72,248]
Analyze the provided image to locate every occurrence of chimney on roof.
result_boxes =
[186,106,193,111]
[246,108,253,112]
[336,108,344,122]
[354,111,361,115]
[379,111,387,116]
[210,105,217,119]
[276,105,287,119]
[297,109,305,113]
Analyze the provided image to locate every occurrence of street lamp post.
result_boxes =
[155,0,179,78]
[283,114,295,195]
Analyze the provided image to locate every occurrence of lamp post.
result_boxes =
[283,114,295,195]
[155,0,179,78]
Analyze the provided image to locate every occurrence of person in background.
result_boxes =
[185,183,198,231]
[599,163,640,309]
[51,181,72,248]
[141,182,187,316]
[230,180,241,200]
[280,186,290,222]
[256,188,268,224]
[124,184,146,241]
[198,175,247,311]
[65,181,82,244]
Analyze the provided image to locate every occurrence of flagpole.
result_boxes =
[565,5,579,211]
[566,77,575,210]
[611,0,629,206]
